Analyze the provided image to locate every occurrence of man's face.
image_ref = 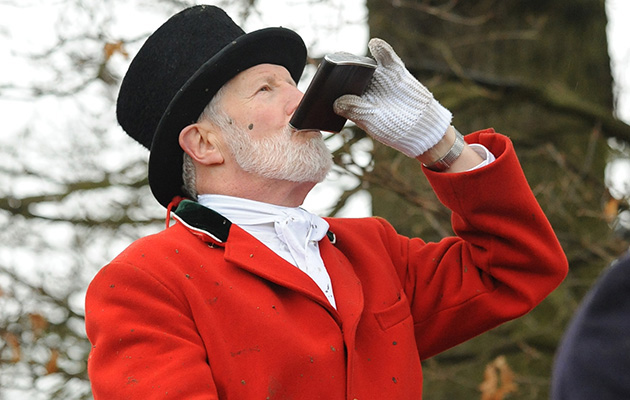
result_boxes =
[217,64,333,183]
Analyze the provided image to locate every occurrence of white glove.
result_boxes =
[334,38,452,158]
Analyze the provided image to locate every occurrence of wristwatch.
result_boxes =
[423,128,465,172]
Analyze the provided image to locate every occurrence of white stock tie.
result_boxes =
[273,208,336,308]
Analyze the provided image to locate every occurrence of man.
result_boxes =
[551,252,630,399]
[85,5,568,399]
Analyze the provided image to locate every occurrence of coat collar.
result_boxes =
[170,198,336,244]
[172,199,232,243]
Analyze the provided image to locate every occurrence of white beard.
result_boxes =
[222,120,333,184]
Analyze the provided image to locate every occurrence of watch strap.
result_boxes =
[423,128,465,172]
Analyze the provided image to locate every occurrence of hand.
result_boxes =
[334,38,452,158]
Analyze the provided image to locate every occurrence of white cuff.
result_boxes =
[466,144,496,171]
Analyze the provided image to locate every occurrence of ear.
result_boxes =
[178,123,225,166]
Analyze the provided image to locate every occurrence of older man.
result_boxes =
[85,5,568,399]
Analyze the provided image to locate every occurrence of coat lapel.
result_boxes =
[224,224,337,313]
[319,236,364,344]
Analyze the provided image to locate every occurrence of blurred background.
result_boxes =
[1,0,629,398]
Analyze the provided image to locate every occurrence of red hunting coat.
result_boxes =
[85,130,568,399]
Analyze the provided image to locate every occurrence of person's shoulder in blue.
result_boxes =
[551,251,630,399]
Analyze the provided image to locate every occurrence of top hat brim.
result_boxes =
[148,27,307,207]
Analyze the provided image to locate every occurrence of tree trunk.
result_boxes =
[363,0,625,398]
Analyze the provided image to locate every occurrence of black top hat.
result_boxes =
[116,5,307,207]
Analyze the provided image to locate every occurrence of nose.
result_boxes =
[285,84,304,116]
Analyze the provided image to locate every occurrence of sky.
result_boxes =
[606,0,630,123]
[604,0,630,206]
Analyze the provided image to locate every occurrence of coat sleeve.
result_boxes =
[395,129,568,359]
[85,259,219,399]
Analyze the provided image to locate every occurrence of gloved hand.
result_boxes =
[334,38,452,158]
